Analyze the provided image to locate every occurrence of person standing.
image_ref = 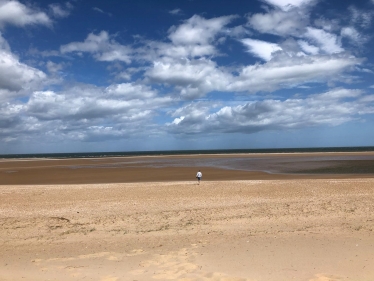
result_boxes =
[196,170,202,184]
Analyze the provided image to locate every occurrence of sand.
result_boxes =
[1,152,374,184]
[1,154,374,280]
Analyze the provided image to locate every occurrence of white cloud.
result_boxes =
[92,7,112,17]
[171,116,184,125]
[248,9,307,36]
[0,82,176,142]
[241,38,282,61]
[0,33,46,100]
[0,102,23,130]
[304,27,343,54]
[167,102,216,133]
[341,26,365,45]
[169,9,182,15]
[168,88,374,134]
[297,40,319,55]
[144,27,359,99]
[3,5,372,145]
[46,60,65,73]
[313,18,340,33]
[60,31,132,63]
[139,15,236,61]
[93,7,104,13]
[225,25,252,38]
[49,3,72,18]
[168,15,235,46]
[314,88,362,100]
[113,67,144,81]
[348,6,373,29]
[145,57,232,99]
[228,55,360,93]
[144,14,351,100]
[261,0,315,11]
[0,102,39,142]
[0,0,51,28]
[149,41,217,59]
[105,83,157,99]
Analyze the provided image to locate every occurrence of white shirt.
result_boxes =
[196,172,202,178]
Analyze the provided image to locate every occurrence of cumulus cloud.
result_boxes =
[145,51,360,99]
[141,12,359,101]
[168,15,235,46]
[140,15,236,60]
[228,54,360,93]
[145,57,232,99]
[341,26,365,45]
[297,40,319,55]
[0,105,40,143]
[49,3,72,18]
[0,102,23,134]
[0,0,51,28]
[168,102,215,132]
[0,33,46,100]
[348,6,373,29]
[167,88,374,134]
[105,83,157,99]
[26,83,171,121]
[248,9,307,36]
[45,60,66,74]
[142,9,360,99]
[144,41,216,59]
[304,27,343,54]
[261,0,315,11]
[2,3,371,146]
[60,31,132,63]
[313,17,340,33]
[241,38,282,61]
[0,83,175,142]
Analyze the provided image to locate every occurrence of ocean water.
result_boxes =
[1,146,374,160]
[1,147,374,175]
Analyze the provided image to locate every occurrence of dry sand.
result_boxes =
[1,154,374,280]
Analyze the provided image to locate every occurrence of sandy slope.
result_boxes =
[1,179,374,280]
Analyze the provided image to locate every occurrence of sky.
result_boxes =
[1,0,374,154]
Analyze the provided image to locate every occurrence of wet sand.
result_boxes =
[1,152,374,185]
[1,153,374,280]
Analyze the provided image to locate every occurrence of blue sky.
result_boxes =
[1,0,374,154]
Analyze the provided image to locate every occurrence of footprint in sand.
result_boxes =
[31,250,144,279]
[129,245,253,281]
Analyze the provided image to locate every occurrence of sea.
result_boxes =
[1,146,374,159]
[1,147,374,175]
[0,146,374,159]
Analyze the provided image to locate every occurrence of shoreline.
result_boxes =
[2,150,374,161]
[1,151,374,185]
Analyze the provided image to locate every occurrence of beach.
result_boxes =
[1,153,374,280]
